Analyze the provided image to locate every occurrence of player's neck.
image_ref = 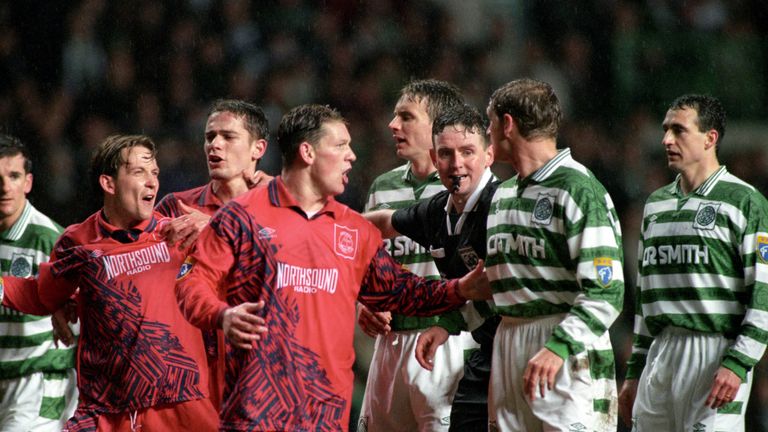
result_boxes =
[102,202,143,230]
[679,160,721,195]
[281,170,328,215]
[0,202,25,232]
[510,138,558,179]
[408,155,437,181]
[212,178,249,204]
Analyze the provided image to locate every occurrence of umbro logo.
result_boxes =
[258,227,276,240]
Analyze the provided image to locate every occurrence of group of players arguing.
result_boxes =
[0,77,766,432]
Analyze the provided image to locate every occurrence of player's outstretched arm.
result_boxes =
[457,259,492,300]
[363,209,398,239]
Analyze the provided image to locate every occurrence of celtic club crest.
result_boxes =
[531,193,556,225]
[692,202,720,230]
[10,254,33,278]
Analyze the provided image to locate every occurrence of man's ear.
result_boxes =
[23,173,32,195]
[99,174,116,195]
[705,129,719,151]
[502,113,517,138]
[429,147,438,167]
[251,138,268,161]
[485,142,495,167]
[299,142,315,165]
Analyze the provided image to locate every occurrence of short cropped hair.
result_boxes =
[489,78,562,140]
[399,79,464,122]
[90,135,156,195]
[668,94,726,145]
[207,99,270,141]
[0,134,32,173]
[432,103,489,148]
[277,104,346,167]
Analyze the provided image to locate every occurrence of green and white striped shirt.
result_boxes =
[365,162,444,331]
[626,166,768,380]
[486,148,624,358]
[0,202,76,379]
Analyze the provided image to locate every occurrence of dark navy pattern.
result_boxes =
[51,233,204,430]
[213,202,346,431]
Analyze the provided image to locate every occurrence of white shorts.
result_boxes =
[633,327,751,432]
[358,329,477,432]
[490,315,617,432]
[0,369,78,431]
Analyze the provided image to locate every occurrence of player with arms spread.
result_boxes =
[175,104,490,431]
[1,135,218,431]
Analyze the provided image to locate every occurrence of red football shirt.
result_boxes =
[2,210,212,430]
[176,178,465,431]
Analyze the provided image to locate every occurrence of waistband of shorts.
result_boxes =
[661,325,730,340]
[500,313,567,326]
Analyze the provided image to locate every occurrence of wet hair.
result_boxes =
[207,99,270,140]
[432,103,489,148]
[668,94,726,145]
[277,104,346,167]
[399,79,464,122]
[489,78,562,140]
[90,135,156,195]
[0,134,32,173]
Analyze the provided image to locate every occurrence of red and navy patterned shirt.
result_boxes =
[3,210,211,430]
[176,177,467,431]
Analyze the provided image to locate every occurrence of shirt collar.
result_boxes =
[198,182,225,209]
[1,200,32,242]
[529,148,571,183]
[97,210,158,243]
[444,168,494,215]
[267,176,340,219]
[668,166,727,197]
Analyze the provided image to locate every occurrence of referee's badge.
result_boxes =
[594,257,613,287]
[176,256,196,280]
[758,236,768,263]
[458,246,480,270]
[531,193,555,226]
[9,253,33,277]
[692,202,720,230]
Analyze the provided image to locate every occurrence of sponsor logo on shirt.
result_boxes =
[642,244,709,266]
[384,235,429,257]
[103,243,172,280]
[277,262,339,294]
[176,256,196,280]
[758,236,768,264]
[487,232,546,259]
[594,257,613,287]
[532,193,556,225]
[9,253,33,277]
[334,224,358,260]
[692,202,720,230]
